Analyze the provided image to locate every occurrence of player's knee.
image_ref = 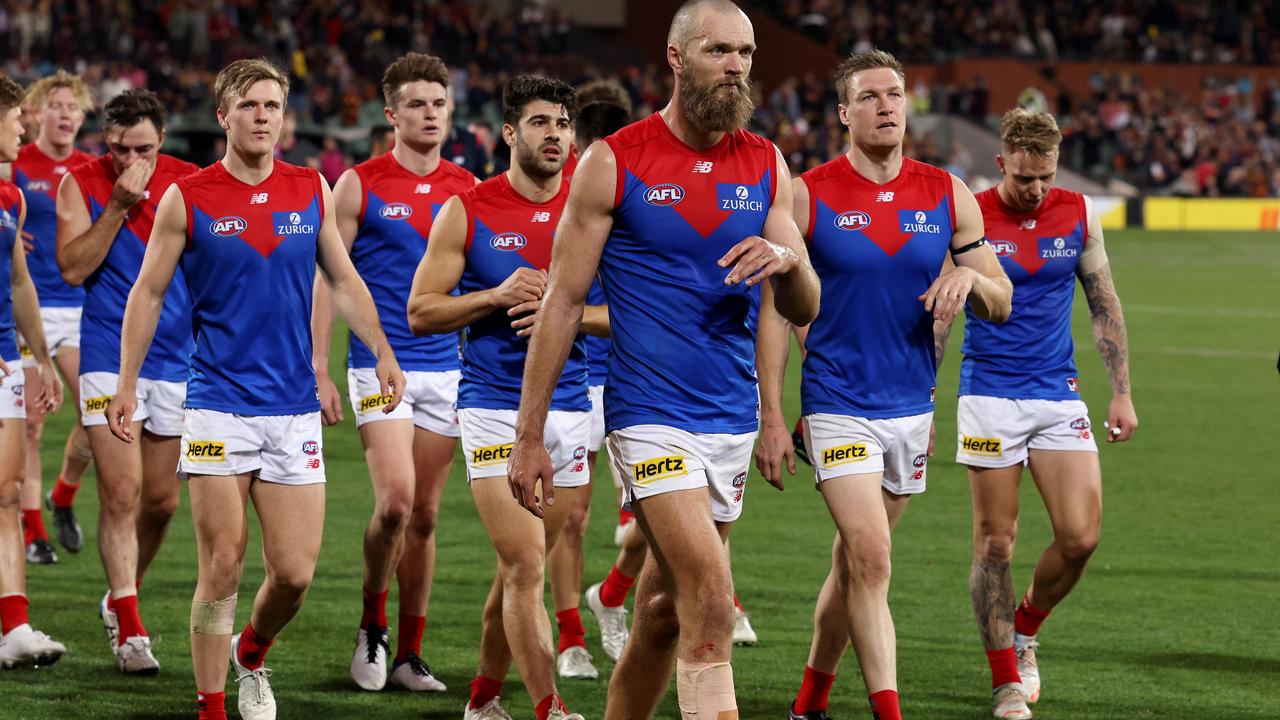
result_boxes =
[405,503,438,540]
[0,474,19,509]
[267,565,316,599]
[975,519,1018,562]
[201,550,245,595]
[373,493,413,535]
[142,491,180,524]
[1057,528,1099,565]
[498,551,545,592]
[844,538,893,588]
[635,589,680,640]
[100,480,141,517]
[24,415,44,440]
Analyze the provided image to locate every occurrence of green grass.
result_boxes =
[7,230,1280,719]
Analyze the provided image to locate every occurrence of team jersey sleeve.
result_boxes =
[1077,195,1109,275]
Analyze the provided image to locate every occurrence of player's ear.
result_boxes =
[995,154,1006,175]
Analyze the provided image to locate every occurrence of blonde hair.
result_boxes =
[26,70,93,113]
[214,58,290,112]
[834,49,905,104]
[1000,108,1062,157]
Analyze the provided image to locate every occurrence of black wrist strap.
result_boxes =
[950,236,987,256]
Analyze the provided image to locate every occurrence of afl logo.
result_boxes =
[491,233,527,251]
[834,210,871,231]
[302,440,319,456]
[380,203,413,220]
[992,240,1017,257]
[210,216,247,236]
[644,184,684,206]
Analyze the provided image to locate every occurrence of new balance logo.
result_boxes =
[249,192,269,204]
[531,211,551,223]
[1020,219,1037,230]
[875,191,894,202]
[692,161,714,173]
[414,183,432,194]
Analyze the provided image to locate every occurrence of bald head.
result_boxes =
[667,0,748,50]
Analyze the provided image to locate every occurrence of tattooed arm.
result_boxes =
[1078,197,1138,442]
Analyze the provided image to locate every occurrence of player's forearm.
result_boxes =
[408,289,501,335]
[967,274,1013,323]
[332,280,392,361]
[11,279,52,366]
[580,304,610,337]
[933,317,953,371]
[311,274,336,375]
[515,292,582,442]
[755,310,791,428]
[769,261,821,326]
[118,285,165,388]
[58,209,126,286]
[1081,267,1132,395]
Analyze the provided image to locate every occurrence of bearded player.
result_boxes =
[949,108,1137,718]
[508,2,820,717]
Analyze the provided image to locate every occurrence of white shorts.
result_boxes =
[588,384,606,451]
[956,396,1098,467]
[803,412,933,496]
[0,367,24,420]
[606,424,755,523]
[347,367,460,437]
[80,372,186,436]
[458,407,591,487]
[18,306,81,367]
[178,409,325,486]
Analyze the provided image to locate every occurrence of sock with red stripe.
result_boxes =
[106,579,143,615]
[599,566,635,607]
[869,689,902,720]
[113,594,147,645]
[361,586,388,629]
[618,508,635,526]
[0,594,30,634]
[21,509,47,545]
[733,595,745,612]
[196,691,227,720]
[51,475,80,508]
[469,675,504,709]
[1014,594,1050,638]
[986,647,1021,688]
[555,608,586,652]
[395,613,425,663]
[793,665,836,713]
[236,623,273,670]
[535,694,568,720]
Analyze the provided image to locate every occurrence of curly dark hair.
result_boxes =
[576,101,630,145]
[103,88,166,133]
[0,75,24,114]
[502,75,577,127]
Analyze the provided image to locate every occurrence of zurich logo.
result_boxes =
[644,184,684,206]
[914,210,927,223]
[834,210,871,232]
[992,240,1017,257]
[210,216,247,236]
[1054,237,1066,249]
[380,203,413,220]
[491,232,527,251]
[735,185,749,200]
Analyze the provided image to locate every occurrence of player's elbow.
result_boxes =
[407,296,445,336]
[978,282,1013,324]
[59,264,85,287]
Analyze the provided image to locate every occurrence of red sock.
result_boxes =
[107,579,143,614]
[733,594,745,612]
[237,623,273,670]
[113,594,147,645]
[794,417,804,436]
[535,694,567,720]
[599,566,635,607]
[555,608,586,653]
[1014,595,1050,637]
[986,647,1021,688]
[360,586,388,628]
[197,690,227,720]
[468,675,504,709]
[618,508,634,525]
[22,509,46,544]
[868,689,902,720]
[395,613,425,662]
[0,594,30,634]
[51,475,80,508]
[794,665,836,713]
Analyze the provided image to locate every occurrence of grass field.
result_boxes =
[5,230,1279,719]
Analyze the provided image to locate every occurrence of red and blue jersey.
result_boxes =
[457,173,587,412]
[13,143,93,308]
[177,161,325,415]
[961,187,1088,401]
[0,181,22,362]
[585,278,609,386]
[72,154,197,381]
[800,157,955,419]
[601,113,775,435]
[347,153,475,372]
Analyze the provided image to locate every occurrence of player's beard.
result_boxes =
[679,66,754,134]
[514,136,565,180]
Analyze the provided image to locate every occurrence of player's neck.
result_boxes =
[506,166,562,204]
[35,137,74,162]
[847,143,903,185]
[660,102,724,151]
[391,139,441,177]
[222,146,275,185]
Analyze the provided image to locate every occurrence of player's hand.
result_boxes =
[754,416,795,490]
[509,298,541,337]
[1105,393,1138,443]
[316,372,344,426]
[507,434,555,518]
[373,353,406,414]
[34,361,63,414]
[719,236,800,286]
[106,383,138,443]
[493,267,547,309]
[109,159,155,210]
[19,229,34,254]
[919,265,977,323]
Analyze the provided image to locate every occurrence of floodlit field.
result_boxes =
[8,231,1278,719]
